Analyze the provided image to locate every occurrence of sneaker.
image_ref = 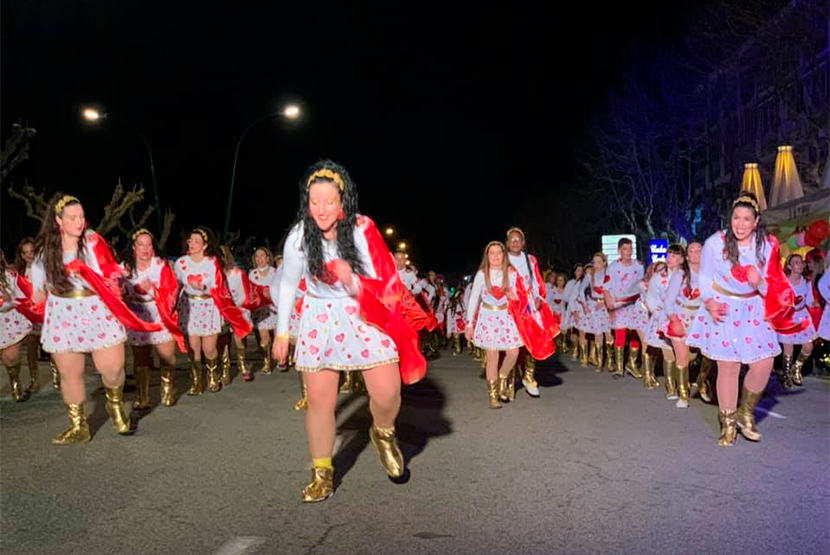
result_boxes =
[522,380,540,398]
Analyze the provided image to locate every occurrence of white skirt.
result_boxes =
[581,301,612,335]
[289,302,302,342]
[178,296,222,336]
[42,295,126,353]
[252,306,279,331]
[294,294,399,372]
[0,308,33,349]
[687,295,780,364]
[778,308,818,344]
[645,311,671,349]
[472,305,524,351]
[609,301,649,332]
[819,306,830,341]
[126,301,174,346]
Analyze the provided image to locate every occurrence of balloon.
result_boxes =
[779,243,791,258]
[806,220,830,246]
[788,235,800,249]
[794,246,814,258]
[796,232,806,247]
[779,225,796,237]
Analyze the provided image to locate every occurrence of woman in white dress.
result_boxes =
[14,237,42,393]
[1,250,37,402]
[777,254,818,387]
[249,247,280,374]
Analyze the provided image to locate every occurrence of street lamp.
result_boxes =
[81,106,163,233]
[224,103,303,241]
[385,227,395,236]
[398,242,407,251]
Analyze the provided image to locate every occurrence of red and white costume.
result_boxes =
[465,268,524,350]
[816,271,830,340]
[1,270,36,349]
[249,266,280,330]
[644,269,673,349]
[446,296,466,338]
[777,276,818,344]
[120,257,184,349]
[225,268,254,327]
[579,270,612,335]
[606,259,649,332]
[31,230,161,353]
[664,269,702,341]
[546,285,567,319]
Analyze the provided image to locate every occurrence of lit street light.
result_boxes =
[224,103,303,241]
[385,227,395,236]
[398,242,407,251]
[82,106,162,233]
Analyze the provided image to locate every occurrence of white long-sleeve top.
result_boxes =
[465,268,516,324]
[508,252,543,302]
[787,276,815,311]
[818,271,830,303]
[225,268,246,307]
[398,268,416,291]
[699,232,771,301]
[120,257,170,302]
[30,230,113,294]
[645,270,673,313]
[606,259,644,305]
[665,268,700,318]
[174,255,218,296]
[276,218,379,335]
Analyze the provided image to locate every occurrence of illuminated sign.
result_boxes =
[601,234,638,263]
[649,239,669,264]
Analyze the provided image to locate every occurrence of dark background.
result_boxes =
[1,1,689,282]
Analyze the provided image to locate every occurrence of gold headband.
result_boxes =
[194,229,208,243]
[506,227,525,240]
[733,195,760,212]
[132,228,153,242]
[55,195,80,214]
[306,169,345,191]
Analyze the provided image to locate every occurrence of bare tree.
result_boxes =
[0,124,37,185]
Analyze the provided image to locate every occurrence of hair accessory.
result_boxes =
[132,228,153,241]
[506,227,525,240]
[306,169,345,191]
[732,195,760,212]
[55,195,80,214]
[194,229,209,243]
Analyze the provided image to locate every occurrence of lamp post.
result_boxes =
[82,108,163,233]
[223,104,302,242]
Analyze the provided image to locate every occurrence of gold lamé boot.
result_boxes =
[160,364,176,406]
[132,366,152,410]
[5,362,27,402]
[589,342,600,371]
[339,371,354,394]
[293,376,308,411]
[369,424,405,478]
[791,350,810,386]
[487,379,502,409]
[625,346,643,379]
[522,357,540,397]
[663,359,678,400]
[507,367,517,401]
[777,354,793,389]
[496,372,510,402]
[302,466,334,503]
[52,403,91,445]
[736,387,763,441]
[260,340,273,374]
[579,343,589,367]
[642,351,660,389]
[352,371,366,394]
[221,345,232,386]
[50,358,61,391]
[603,342,615,373]
[717,409,738,447]
[25,356,38,393]
[571,338,580,362]
[187,359,204,396]
[453,335,462,355]
[610,346,625,378]
[206,357,222,393]
[695,357,714,402]
[238,350,253,382]
[105,386,133,435]
[675,365,690,408]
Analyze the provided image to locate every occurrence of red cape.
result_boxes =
[507,270,559,360]
[209,259,253,339]
[153,260,186,352]
[12,271,45,325]
[764,237,810,335]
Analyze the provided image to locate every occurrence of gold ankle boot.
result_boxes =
[293,376,308,411]
[588,342,599,369]
[717,409,737,447]
[507,367,517,401]
[260,341,273,375]
[695,357,714,402]
[132,366,152,410]
[791,351,810,386]
[160,364,176,406]
[339,371,354,394]
[370,424,405,478]
[25,357,38,393]
[663,359,678,399]
[5,362,27,402]
[187,359,204,396]
[221,346,232,386]
[611,346,625,378]
[571,338,580,362]
[625,346,643,378]
[736,387,763,441]
[105,386,132,435]
[487,379,502,409]
[642,351,660,389]
[302,466,334,503]
[603,342,616,373]
[522,357,540,398]
[53,403,91,445]
[676,365,690,408]
[50,359,61,391]
[453,335,462,355]
[206,357,222,393]
[778,354,793,389]
[237,350,252,381]
[579,343,589,367]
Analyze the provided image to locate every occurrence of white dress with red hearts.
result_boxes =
[818,272,830,341]
[225,268,253,326]
[121,258,175,346]
[644,270,673,349]
[778,276,818,344]
[0,270,34,349]
[465,268,524,351]
[23,265,43,335]
[546,285,567,318]
[175,255,223,336]
[447,299,465,337]
[606,260,650,332]
[664,268,701,341]
[687,233,780,363]
[275,219,400,372]
[249,266,279,330]
[580,270,612,335]
[30,232,127,353]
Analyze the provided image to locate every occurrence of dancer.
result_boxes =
[249,247,281,375]
[273,161,425,502]
[776,254,818,387]
[13,237,43,393]
[547,273,569,353]
[562,264,584,360]
[644,259,673,391]
[581,254,613,371]
[1,250,40,402]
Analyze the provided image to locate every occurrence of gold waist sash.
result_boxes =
[49,288,95,299]
[712,283,759,299]
[482,302,507,311]
[186,293,212,300]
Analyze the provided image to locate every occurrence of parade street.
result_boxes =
[1,350,828,555]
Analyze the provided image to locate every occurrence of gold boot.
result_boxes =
[777,354,793,389]
[238,349,253,382]
[663,359,678,400]
[522,357,540,397]
[369,424,405,478]
[675,365,690,408]
[571,337,580,362]
[206,357,222,393]
[695,357,714,402]
[261,339,273,375]
[487,379,502,409]
[717,409,738,447]
[293,375,308,411]
[160,364,176,406]
[791,350,810,386]
[301,466,334,503]
[507,367,517,401]
[453,335,462,355]
[221,345,232,386]
[589,342,600,370]
[187,359,204,396]
[352,371,367,394]
[579,343,589,367]
[736,387,763,441]
[132,366,152,410]
[625,346,643,378]
[339,371,354,394]
[5,362,27,402]
[25,355,38,393]
[50,358,61,391]
[52,403,91,445]
[603,342,615,373]
[610,347,625,378]
[105,386,132,435]
[642,351,660,389]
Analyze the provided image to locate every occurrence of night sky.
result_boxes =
[1,1,688,280]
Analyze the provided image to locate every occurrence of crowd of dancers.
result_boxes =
[2,164,829,501]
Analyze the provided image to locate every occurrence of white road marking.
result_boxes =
[212,537,266,555]
[755,407,786,419]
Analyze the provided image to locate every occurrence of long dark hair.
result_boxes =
[35,193,87,295]
[295,160,364,282]
[122,229,159,279]
[0,250,9,298]
[668,243,689,290]
[14,237,36,274]
[190,226,224,270]
[724,191,767,268]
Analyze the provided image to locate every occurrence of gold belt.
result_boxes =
[186,293,212,300]
[482,302,507,311]
[675,299,701,310]
[712,283,759,299]
[49,288,95,299]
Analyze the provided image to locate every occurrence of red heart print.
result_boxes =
[490,286,506,300]
[53,336,61,342]
[691,333,701,339]
[344,305,357,315]
[308,329,318,339]
[745,337,753,344]
[381,339,391,348]
[364,337,371,343]
[731,265,749,283]
[357,325,367,334]
[98,332,106,339]
[187,274,204,287]
[316,314,328,323]
[733,321,741,327]
[361,349,370,358]
[753,320,760,326]
[324,348,333,357]
[335,333,345,343]
[722,341,730,348]
[309,345,319,355]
